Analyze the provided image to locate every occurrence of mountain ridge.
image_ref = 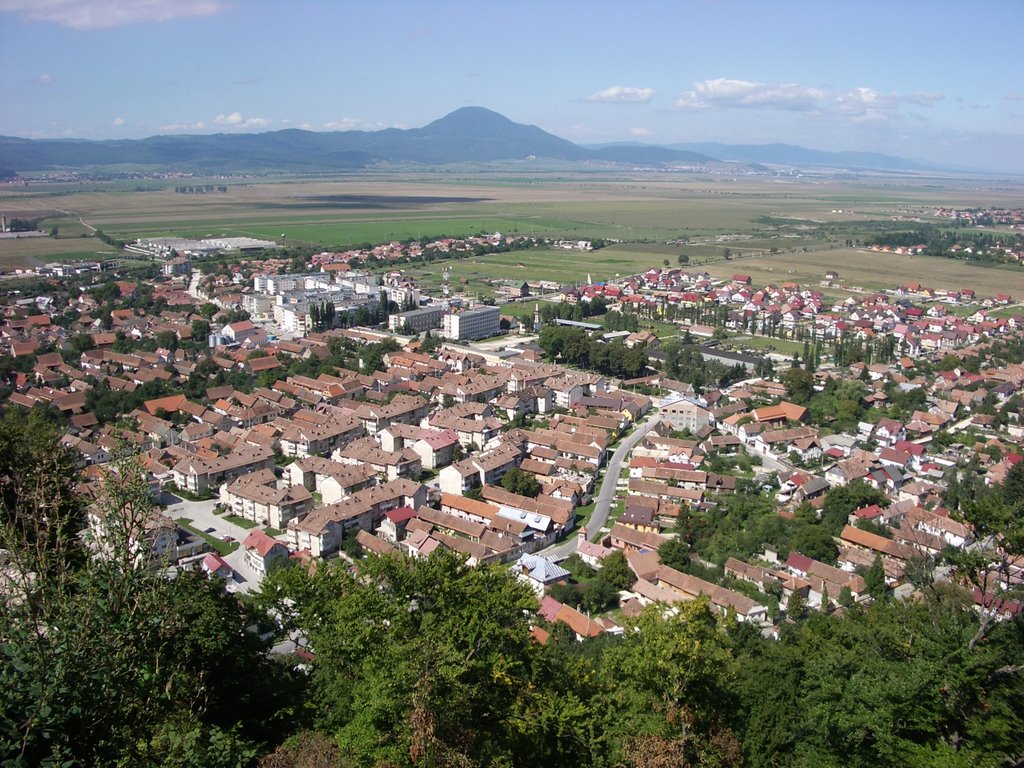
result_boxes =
[0,106,932,173]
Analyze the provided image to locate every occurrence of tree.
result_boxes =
[191,318,210,341]
[598,601,740,767]
[155,330,178,350]
[790,523,839,564]
[341,530,364,560]
[865,555,887,600]
[658,537,690,571]
[70,333,96,354]
[0,445,291,766]
[500,467,541,498]
[600,549,635,591]
[1002,459,1024,505]
[258,550,539,767]
[0,408,82,570]
[581,576,618,613]
[945,493,1024,649]
[781,366,815,405]
[820,480,888,533]
[786,589,806,619]
[838,585,854,607]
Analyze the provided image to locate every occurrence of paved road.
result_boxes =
[587,416,660,540]
[541,415,660,560]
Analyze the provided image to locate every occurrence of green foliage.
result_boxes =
[736,599,1024,768]
[500,466,542,498]
[0,408,83,569]
[1002,459,1024,506]
[537,325,649,380]
[806,377,867,431]
[0,448,297,767]
[838,585,854,607]
[786,589,807,620]
[865,555,888,600]
[790,522,839,564]
[658,536,691,571]
[341,530,364,560]
[599,550,635,591]
[260,550,539,767]
[820,480,888,534]
[581,576,619,613]
[782,366,815,405]
[599,601,741,766]
[660,338,747,391]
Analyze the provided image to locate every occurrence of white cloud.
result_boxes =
[35,73,53,84]
[675,78,945,125]
[112,116,125,126]
[675,78,824,111]
[835,87,944,123]
[585,85,654,104]
[214,112,270,128]
[0,0,228,29]
[629,127,653,137]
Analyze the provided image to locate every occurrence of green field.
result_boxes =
[2,172,1023,295]
[0,235,120,269]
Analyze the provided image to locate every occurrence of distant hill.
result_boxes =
[584,140,933,172]
[0,108,935,173]
[0,107,717,173]
[666,142,930,172]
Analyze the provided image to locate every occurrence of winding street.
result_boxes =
[542,414,660,559]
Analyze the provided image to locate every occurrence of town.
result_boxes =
[2,227,1021,650]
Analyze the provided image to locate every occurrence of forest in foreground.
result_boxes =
[1,410,1022,768]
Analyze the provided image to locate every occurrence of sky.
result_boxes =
[2,0,1023,172]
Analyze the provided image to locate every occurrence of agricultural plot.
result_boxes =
[0,236,119,269]
[3,173,1022,298]
[700,247,1024,299]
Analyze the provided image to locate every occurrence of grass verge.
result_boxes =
[177,517,240,555]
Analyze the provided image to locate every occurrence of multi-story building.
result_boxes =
[441,305,500,341]
[388,305,444,334]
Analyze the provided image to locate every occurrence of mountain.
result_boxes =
[0,107,716,173]
[666,142,930,172]
[1,108,929,173]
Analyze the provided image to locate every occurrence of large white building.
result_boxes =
[441,305,500,341]
[389,305,444,333]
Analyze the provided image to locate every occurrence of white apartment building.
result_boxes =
[441,305,500,341]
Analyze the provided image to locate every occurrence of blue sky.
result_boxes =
[2,0,1023,171]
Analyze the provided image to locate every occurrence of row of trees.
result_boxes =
[660,339,748,391]
[537,325,650,380]
[308,300,336,332]
[867,226,1024,265]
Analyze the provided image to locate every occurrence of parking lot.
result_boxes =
[161,492,284,594]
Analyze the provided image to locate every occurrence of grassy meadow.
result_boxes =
[2,172,1023,296]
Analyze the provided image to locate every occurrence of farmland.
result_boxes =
[2,172,1023,295]
[699,246,1024,298]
